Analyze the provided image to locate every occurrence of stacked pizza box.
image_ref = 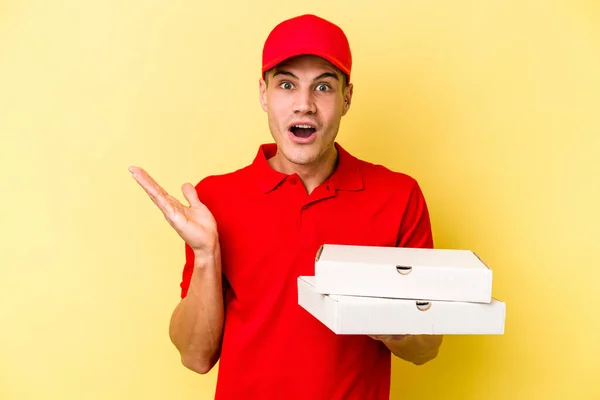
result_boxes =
[298,244,506,335]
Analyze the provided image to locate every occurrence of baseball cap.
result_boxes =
[261,14,352,82]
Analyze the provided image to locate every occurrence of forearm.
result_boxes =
[169,250,224,374]
[379,335,443,365]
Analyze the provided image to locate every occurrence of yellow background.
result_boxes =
[1,0,599,399]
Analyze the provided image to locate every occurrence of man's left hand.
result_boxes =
[369,334,443,365]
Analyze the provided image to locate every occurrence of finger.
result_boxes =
[370,334,410,342]
[130,167,170,200]
[181,183,200,206]
[129,167,177,215]
[132,168,168,196]
[160,195,185,224]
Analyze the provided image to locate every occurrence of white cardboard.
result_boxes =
[298,276,505,335]
[314,244,493,303]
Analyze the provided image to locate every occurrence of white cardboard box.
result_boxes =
[298,276,506,335]
[314,244,493,303]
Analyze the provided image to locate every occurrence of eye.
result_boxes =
[316,83,331,92]
[279,81,293,90]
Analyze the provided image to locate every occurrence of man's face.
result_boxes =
[259,55,353,167]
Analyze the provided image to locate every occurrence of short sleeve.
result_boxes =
[178,177,229,299]
[179,178,209,299]
[180,242,196,299]
[396,181,434,249]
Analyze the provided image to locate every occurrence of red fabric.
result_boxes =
[261,14,352,82]
[180,143,433,400]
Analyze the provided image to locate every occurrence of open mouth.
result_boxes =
[290,124,316,138]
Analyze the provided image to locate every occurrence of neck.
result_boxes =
[269,145,338,194]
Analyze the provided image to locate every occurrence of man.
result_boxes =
[130,14,442,400]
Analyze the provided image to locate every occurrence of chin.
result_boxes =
[284,151,318,166]
[287,139,338,164]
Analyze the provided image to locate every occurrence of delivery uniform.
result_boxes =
[179,142,434,400]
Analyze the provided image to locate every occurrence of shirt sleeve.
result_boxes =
[179,177,230,300]
[396,180,434,249]
[180,242,195,299]
[179,178,210,299]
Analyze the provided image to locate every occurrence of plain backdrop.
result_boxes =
[1,1,599,399]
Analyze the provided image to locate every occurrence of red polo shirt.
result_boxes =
[180,142,433,400]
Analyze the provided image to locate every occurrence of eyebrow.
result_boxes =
[314,72,339,81]
[272,70,339,82]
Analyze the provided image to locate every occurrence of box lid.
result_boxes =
[316,244,490,270]
[313,244,493,302]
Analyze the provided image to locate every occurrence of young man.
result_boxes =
[130,14,442,400]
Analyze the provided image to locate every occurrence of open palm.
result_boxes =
[129,166,218,255]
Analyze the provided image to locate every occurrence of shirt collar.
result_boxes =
[253,142,364,193]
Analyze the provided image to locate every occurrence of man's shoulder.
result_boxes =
[352,154,419,192]
[194,163,254,198]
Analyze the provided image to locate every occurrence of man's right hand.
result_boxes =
[129,166,219,258]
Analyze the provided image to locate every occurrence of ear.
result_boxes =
[342,83,354,116]
[259,78,268,112]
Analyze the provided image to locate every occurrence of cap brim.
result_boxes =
[262,48,350,81]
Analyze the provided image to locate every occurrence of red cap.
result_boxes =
[262,14,352,82]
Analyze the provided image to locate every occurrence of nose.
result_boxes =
[293,87,316,114]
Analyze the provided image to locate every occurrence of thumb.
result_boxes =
[181,183,200,206]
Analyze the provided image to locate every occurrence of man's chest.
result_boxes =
[214,191,402,299]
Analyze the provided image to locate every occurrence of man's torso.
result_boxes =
[180,143,433,400]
